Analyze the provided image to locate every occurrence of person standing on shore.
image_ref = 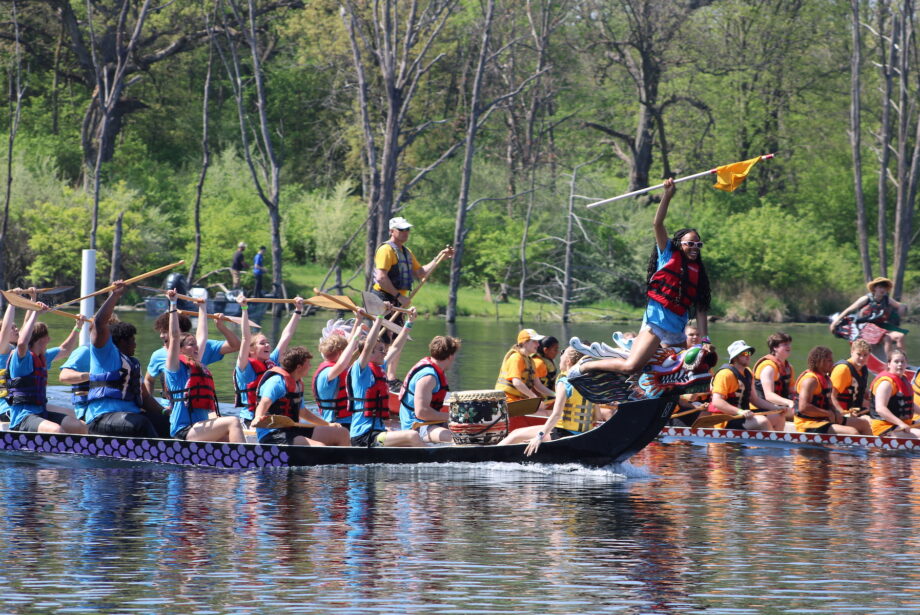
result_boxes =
[230,242,247,290]
[252,246,266,297]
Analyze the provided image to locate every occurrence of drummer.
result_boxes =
[399,335,461,443]
[495,329,555,406]
[499,346,614,454]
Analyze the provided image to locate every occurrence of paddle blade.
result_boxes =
[507,397,544,417]
[306,295,358,311]
[691,413,738,429]
[1,289,42,310]
[362,291,386,316]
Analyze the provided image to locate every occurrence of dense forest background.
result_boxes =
[0,0,918,322]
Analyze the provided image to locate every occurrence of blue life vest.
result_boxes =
[385,240,414,292]
[7,351,49,407]
[88,352,143,407]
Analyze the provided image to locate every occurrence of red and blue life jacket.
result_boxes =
[258,367,304,422]
[646,248,700,317]
[312,361,350,420]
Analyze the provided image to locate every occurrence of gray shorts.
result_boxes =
[642,322,687,347]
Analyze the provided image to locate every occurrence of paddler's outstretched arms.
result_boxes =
[653,178,676,252]
[275,296,304,359]
[15,298,44,359]
[235,294,251,373]
[92,281,125,349]
[0,303,16,349]
[165,290,181,373]
[325,320,363,382]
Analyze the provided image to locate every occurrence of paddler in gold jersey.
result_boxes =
[495,329,555,407]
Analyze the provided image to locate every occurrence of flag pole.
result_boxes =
[586,153,775,209]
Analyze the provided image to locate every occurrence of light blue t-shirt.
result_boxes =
[60,345,91,420]
[147,340,227,379]
[85,339,142,423]
[233,348,281,421]
[399,365,443,430]
[349,361,388,439]
[255,373,302,441]
[8,347,61,429]
[315,364,351,425]
[644,243,690,335]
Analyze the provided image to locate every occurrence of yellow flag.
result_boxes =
[713,156,761,192]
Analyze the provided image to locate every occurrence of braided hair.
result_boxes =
[645,227,711,313]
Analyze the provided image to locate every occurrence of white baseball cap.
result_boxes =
[389,217,413,231]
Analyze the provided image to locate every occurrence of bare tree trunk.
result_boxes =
[562,159,598,322]
[0,0,24,293]
[109,211,124,284]
[448,0,496,323]
[219,0,284,312]
[51,20,64,135]
[517,177,536,324]
[877,6,897,277]
[189,31,215,283]
[850,0,872,282]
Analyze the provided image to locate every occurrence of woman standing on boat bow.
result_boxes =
[575,178,710,376]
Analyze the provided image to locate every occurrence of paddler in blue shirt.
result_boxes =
[0,301,19,423]
[251,346,350,446]
[59,343,91,422]
[7,295,86,434]
[85,281,166,437]
[398,335,461,444]
[143,302,240,401]
[348,310,423,448]
[233,294,305,428]
[164,289,245,443]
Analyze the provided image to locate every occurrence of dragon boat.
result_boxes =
[0,395,677,470]
[659,424,920,452]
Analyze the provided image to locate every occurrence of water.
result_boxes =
[2,444,920,613]
[9,314,920,612]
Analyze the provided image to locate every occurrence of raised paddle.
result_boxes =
[176,309,261,329]
[0,290,89,323]
[362,291,413,315]
[8,285,74,296]
[137,285,202,304]
[56,260,185,308]
[691,408,785,429]
[245,298,298,304]
[507,397,544,417]
[385,248,451,324]
[312,288,404,335]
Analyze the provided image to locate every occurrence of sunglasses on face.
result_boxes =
[739,351,751,357]
[681,241,704,248]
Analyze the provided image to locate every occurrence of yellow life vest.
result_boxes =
[558,376,595,433]
[495,348,535,399]
[0,364,8,399]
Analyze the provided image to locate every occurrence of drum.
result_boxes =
[448,390,509,445]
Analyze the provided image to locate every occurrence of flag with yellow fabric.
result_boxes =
[713,156,762,192]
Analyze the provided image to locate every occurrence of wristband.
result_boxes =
[294,310,302,315]
[167,309,178,314]
[170,300,178,309]
[537,431,545,438]
[240,304,249,311]
[405,321,413,329]
[73,324,82,332]
[701,336,711,344]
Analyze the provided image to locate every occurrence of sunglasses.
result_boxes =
[738,351,752,357]
[681,241,704,248]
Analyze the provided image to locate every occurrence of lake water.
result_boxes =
[5,313,920,612]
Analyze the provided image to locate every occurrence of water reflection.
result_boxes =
[3,447,920,612]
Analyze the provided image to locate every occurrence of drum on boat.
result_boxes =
[448,389,509,445]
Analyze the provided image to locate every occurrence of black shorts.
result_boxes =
[351,429,385,448]
[549,427,576,440]
[724,418,747,430]
[240,417,252,429]
[88,412,159,439]
[173,425,193,440]
[802,422,832,434]
[0,410,10,422]
[259,426,315,446]
[16,410,69,432]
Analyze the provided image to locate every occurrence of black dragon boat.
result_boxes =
[0,396,676,469]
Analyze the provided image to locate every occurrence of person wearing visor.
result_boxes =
[706,340,787,431]
[495,329,556,405]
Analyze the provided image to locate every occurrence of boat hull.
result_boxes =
[0,397,676,469]
[660,425,920,452]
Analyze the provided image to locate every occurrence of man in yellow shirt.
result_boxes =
[372,216,452,387]
[372,217,453,307]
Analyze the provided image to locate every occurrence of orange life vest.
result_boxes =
[794,370,831,418]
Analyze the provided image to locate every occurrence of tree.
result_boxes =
[0,0,24,293]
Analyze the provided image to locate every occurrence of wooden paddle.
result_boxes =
[411,419,447,430]
[670,406,706,420]
[362,291,413,315]
[57,260,185,308]
[8,285,74,296]
[312,288,403,335]
[176,309,260,329]
[507,397,544,417]
[0,290,88,322]
[251,414,305,429]
[692,408,785,429]
[137,285,202,304]
[245,298,298,304]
